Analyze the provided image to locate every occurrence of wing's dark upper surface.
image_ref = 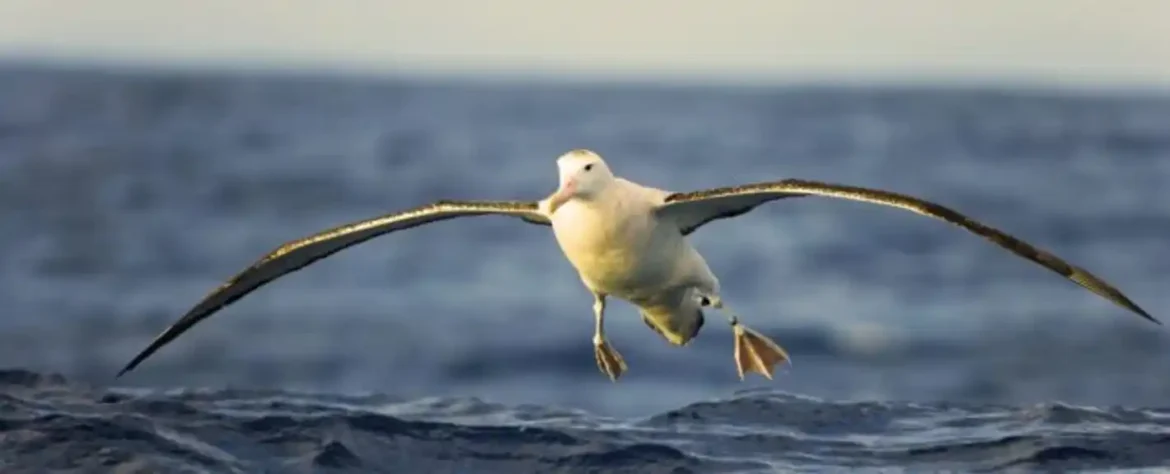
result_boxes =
[656,179,1159,325]
[116,200,549,377]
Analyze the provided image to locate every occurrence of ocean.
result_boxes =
[1,63,1169,473]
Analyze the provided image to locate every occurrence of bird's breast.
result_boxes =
[551,199,684,296]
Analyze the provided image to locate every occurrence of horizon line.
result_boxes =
[3,52,1168,98]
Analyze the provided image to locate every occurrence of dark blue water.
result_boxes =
[2,63,1169,472]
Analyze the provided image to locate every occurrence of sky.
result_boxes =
[1,0,1168,87]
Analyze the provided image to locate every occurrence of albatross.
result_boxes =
[116,149,1159,381]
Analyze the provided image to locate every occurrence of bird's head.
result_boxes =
[547,149,615,213]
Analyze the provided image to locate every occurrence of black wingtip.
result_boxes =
[115,353,147,379]
[114,328,179,379]
[1127,302,1161,326]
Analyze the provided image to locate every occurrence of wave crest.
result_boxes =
[1,370,1168,473]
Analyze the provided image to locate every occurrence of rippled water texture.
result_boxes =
[4,370,1170,473]
[1,64,1169,472]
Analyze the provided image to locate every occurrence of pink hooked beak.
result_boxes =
[547,179,577,214]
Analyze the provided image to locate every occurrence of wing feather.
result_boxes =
[117,200,548,377]
[656,179,1158,325]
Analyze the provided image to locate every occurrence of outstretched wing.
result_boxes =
[117,200,550,377]
[657,182,808,235]
[655,179,1158,325]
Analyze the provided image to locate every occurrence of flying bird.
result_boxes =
[117,149,1159,381]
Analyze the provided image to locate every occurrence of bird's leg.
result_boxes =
[592,292,627,381]
[700,295,790,380]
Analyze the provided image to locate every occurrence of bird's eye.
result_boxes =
[584,164,594,172]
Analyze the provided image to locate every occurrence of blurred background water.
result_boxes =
[2,1,1170,472]
[2,62,1168,415]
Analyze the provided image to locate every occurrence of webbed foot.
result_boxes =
[732,321,790,380]
[593,338,628,381]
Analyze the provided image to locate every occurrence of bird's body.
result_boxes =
[115,148,1159,382]
[548,176,712,346]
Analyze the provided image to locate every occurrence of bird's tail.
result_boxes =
[639,304,705,346]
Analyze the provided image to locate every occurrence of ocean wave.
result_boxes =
[2,370,1168,473]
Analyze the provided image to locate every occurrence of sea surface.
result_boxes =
[1,63,1169,472]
